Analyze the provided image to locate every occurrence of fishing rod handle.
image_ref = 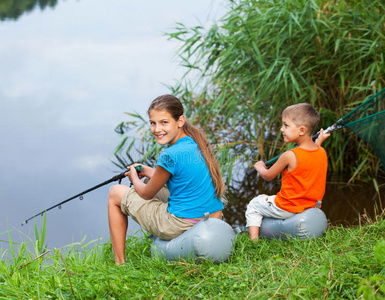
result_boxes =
[311,121,342,140]
[246,168,257,175]
[127,164,143,174]
[246,155,280,176]
[113,165,143,181]
[311,126,331,141]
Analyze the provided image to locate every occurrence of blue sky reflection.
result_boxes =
[0,0,226,250]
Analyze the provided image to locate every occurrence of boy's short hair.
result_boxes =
[282,103,320,135]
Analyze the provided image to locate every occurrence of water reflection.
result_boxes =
[0,0,229,251]
[0,0,60,21]
[224,174,385,227]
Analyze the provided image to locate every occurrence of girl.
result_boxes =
[108,95,226,265]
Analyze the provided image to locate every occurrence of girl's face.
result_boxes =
[280,117,301,143]
[149,109,185,145]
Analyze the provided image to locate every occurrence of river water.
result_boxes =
[0,0,384,254]
[224,174,385,227]
[0,0,227,251]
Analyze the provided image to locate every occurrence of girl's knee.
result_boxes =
[108,185,127,205]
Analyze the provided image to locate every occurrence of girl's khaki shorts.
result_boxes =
[120,186,198,240]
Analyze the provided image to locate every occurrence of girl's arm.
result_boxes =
[126,164,170,200]
[254,150,296,181]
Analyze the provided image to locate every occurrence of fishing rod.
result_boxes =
[21,165,143,226]
[247,86,385,175]
[246,123,342,176]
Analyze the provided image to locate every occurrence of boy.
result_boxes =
[246,103,330,240]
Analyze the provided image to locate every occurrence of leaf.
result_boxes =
[374,240,385,266]
[347,253,360,264]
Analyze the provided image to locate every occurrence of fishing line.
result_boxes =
[21,165,143,226]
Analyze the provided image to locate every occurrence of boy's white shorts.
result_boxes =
[245,194,294,227]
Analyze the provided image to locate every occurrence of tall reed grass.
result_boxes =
[114,0,385,183]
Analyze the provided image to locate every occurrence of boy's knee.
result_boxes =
[246,200,261,214]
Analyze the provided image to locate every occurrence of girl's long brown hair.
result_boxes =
[148,94,226,199]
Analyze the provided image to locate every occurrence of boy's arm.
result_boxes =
[254,150,295,181]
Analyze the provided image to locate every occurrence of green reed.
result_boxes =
[114,0,385,183]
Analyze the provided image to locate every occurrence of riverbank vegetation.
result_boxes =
[114,0,385,183]
[1,212,384,299]
[0,0,59,21]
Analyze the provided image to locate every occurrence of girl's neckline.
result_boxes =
[173,135,191,145]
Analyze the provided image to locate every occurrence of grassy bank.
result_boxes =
[1,217,385,299]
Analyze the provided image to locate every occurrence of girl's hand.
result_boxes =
[127,165,171,200]
[125,164,156,183]
[138,165,155,179]
[125,163,143,183]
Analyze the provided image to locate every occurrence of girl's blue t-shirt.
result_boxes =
[157,136,224,218]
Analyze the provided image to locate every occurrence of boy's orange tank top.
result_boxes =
[275,146,328,213]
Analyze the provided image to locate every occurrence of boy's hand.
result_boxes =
[315,128,331,146]
[254,161,267,172]
[255,151,293,181]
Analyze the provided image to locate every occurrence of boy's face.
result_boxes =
[280,117,302,143]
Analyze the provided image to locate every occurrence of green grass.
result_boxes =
[1,217,385,299]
